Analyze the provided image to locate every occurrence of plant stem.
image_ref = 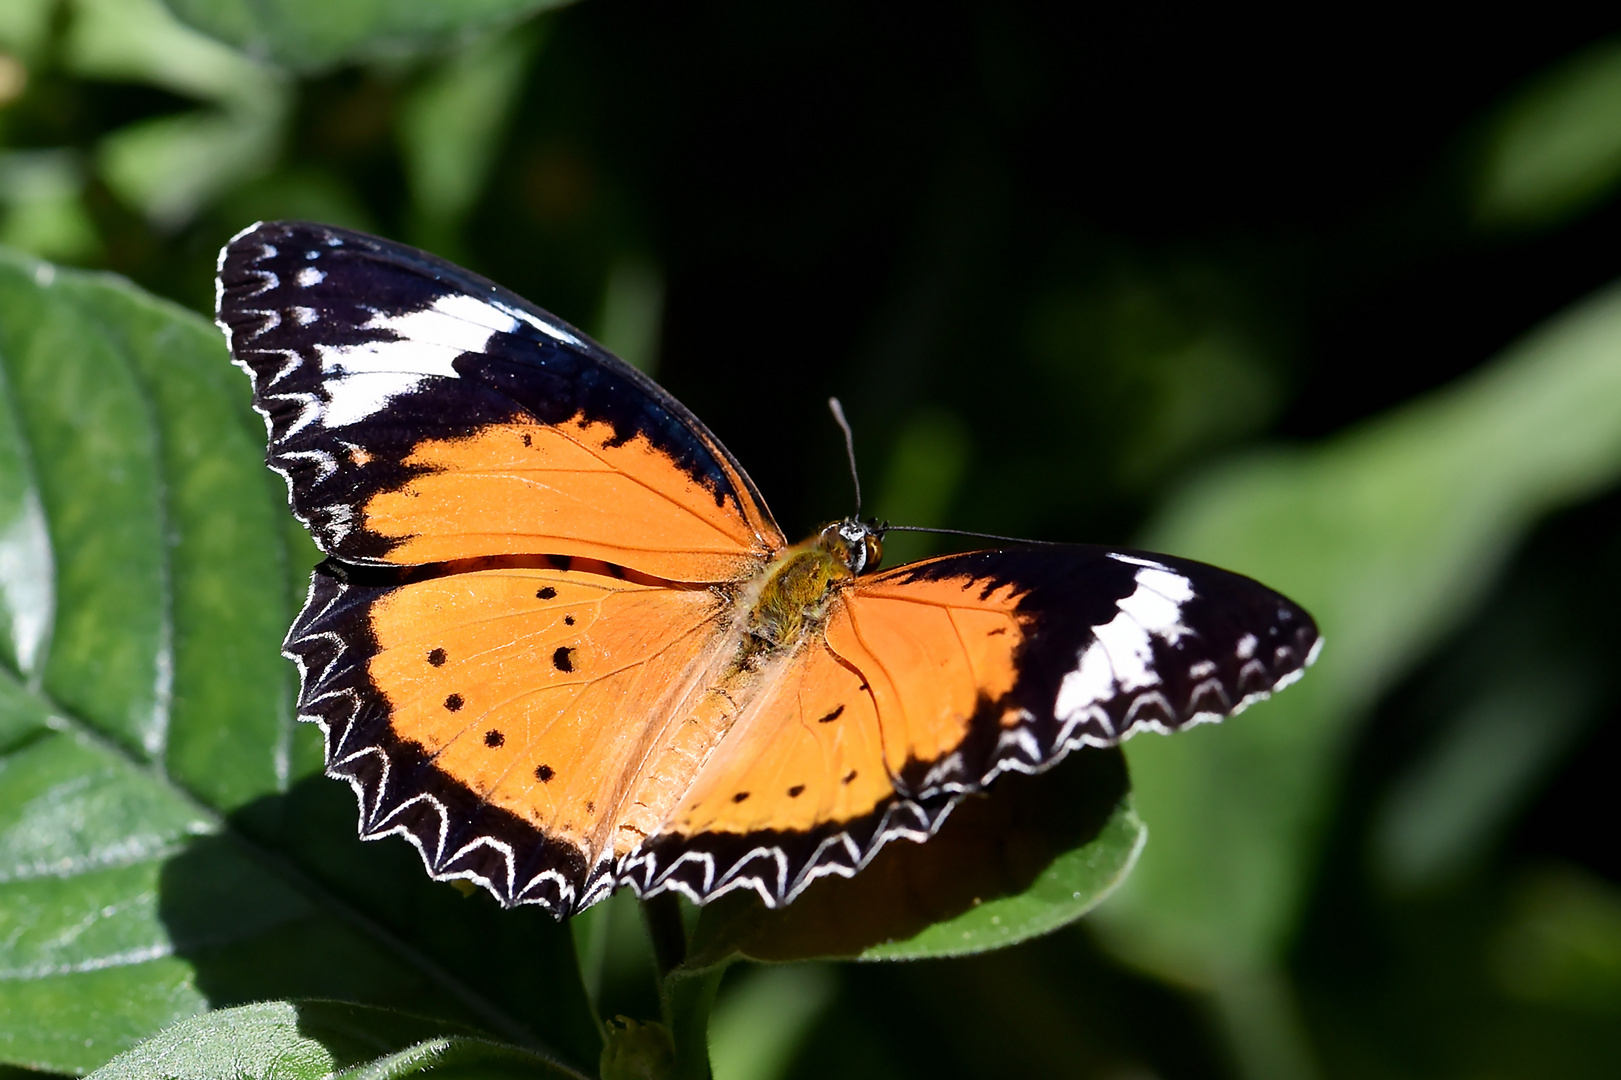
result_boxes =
[663,962,728,1080]
[642,893,729,1080]
[645,892,689,976]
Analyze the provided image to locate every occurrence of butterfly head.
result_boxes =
[820,517,884,576]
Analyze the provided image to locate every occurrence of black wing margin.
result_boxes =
[879,544,1322,799]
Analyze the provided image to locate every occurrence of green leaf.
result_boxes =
[0,250,600,1075]
[1476,37,1621,231]
[67,0,282,107]
[1371,644,1595,893]
[1492,866,1621,1011]
[399,26,542,236]
[87,1000,585,1080]
[862,795,1143,961]
[1095,273,1621,987]
[0,0,54,59]
[97,108,284,230]
[0,150,101,263]
[707,966,834,1080]
[159,0,573,73]
[66,0,290,228]
[340,1037,588,1080]
[0,723,214,1071]
[0,309,53,682]
[685,748,1142,967]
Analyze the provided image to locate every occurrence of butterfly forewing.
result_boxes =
[216,221,783,582]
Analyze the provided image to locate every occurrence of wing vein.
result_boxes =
[513,419,764,548]
[834,603,909,785]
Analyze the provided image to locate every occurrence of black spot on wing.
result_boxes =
[284,563,596,915]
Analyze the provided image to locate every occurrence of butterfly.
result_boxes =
[216,221,1320,917]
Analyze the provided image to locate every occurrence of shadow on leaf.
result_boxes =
[687,747,1130,967]
[155,772,603,1071]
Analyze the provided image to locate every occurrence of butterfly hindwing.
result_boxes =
[287,559,736,912]
[217,221,783,582]
[618,635,903,905]
[625,545,1319,908]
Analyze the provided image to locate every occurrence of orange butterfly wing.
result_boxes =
[217,221,783,582]
[291,562,740,910]
[625,546,1319,907]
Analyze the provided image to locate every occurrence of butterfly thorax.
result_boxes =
[742,519,882,653]
[746,547,852,652]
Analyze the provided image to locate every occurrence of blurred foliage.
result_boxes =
[1099,279,1621,1076]
[162,0,572,74]
[3,3,1621,1079]
[1476,38,1621,231]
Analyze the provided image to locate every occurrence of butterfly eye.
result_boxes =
[863,533,883,573]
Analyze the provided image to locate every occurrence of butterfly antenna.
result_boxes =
[883,524,1059,547]
[828,397,862,515]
